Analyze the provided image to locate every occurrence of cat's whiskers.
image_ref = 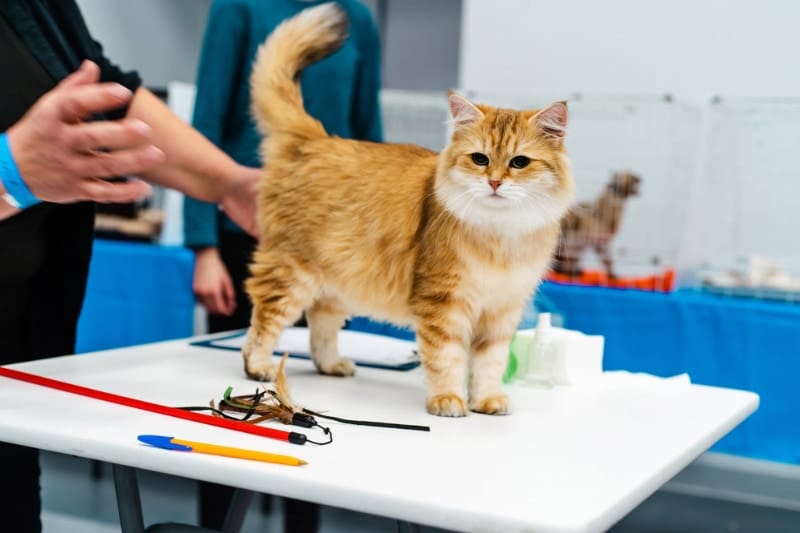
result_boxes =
[498,187,527,203]
[429,186,473,230]
[456,193,479,227]
[417,186,442,208]
[442,210,461,254]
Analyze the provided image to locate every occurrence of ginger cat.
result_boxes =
[243,3,575,416]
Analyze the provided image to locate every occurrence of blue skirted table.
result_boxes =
[76,241,799,465]
[76,240,195,353]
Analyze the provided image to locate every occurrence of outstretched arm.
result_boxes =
[2,61,258,234]
[127,86,259,236]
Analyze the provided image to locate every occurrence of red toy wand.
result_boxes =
[0,366,308,445]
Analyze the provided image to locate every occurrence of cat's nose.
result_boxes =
[488,179,501,191]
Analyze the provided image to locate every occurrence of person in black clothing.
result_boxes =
[0,2,260,532]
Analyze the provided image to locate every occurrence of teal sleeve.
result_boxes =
[183,197,220,248]
[351,9,384,143]
[183,0,247,248]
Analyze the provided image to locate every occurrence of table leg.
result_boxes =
[396,520,422,533]
[112,464,146,533]
[92,459,104,480]
[221,488,255,533]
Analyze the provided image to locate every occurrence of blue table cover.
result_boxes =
[76,240,194,353]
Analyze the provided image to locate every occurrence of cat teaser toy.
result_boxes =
[178,354,430,436]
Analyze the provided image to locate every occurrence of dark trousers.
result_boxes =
[0,203,95,533]
[198,230,318,532]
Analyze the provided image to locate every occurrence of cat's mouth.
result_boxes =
[484,192,509,204]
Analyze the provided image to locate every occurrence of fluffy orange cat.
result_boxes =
[243,3,575,416]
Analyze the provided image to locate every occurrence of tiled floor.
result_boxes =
[41,451,800,533]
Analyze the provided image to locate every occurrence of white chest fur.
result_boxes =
[461,260,542,313]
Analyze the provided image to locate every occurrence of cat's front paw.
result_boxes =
[316,358,356,377]
[242,335,277,381]
[470,394,510,415]
[244,360,278,382]
[426,394,467,417]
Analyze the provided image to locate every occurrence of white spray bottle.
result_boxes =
[526,312,555,387]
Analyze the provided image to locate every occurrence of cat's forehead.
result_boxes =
[471,107,539,152]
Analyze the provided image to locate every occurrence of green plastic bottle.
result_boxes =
[503,333,536,383]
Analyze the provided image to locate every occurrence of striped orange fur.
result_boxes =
[242,3,575,416]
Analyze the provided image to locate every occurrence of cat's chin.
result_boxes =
[481,194,511,207]
[453,199,563,237]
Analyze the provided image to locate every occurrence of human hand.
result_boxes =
[0,200,19,221]
[219,166,260,237]
[193,247,237,316]
[6,60,164,204]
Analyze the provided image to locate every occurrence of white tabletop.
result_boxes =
[0,333,758,533]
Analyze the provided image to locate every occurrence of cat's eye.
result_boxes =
[471,153,489,166]
[510,156,530,169]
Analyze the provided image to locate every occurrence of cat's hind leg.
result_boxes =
[594,243,616,279]
[243,251,317,381]
[306,296,355,377]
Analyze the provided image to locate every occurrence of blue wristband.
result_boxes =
[0,132,40,209]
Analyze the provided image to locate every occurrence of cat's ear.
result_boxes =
[532,101,568,144]
[448,91,484,127]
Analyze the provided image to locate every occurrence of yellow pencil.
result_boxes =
[138,435,307,466]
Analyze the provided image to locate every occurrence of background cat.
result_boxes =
[553,171,641,278]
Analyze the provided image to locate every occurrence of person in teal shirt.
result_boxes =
[183,0,383,530]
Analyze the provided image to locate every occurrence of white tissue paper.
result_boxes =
[550,333,605,385]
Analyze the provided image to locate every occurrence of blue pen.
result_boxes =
[138,435,307,466]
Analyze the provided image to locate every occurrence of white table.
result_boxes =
[0,333,758,532]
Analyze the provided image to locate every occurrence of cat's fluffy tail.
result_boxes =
[249,3,349,139]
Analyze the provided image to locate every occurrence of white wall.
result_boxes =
[460,0,800,277]
[460,0,800,101]
[382,0,462,91]
[76,0,212,87]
